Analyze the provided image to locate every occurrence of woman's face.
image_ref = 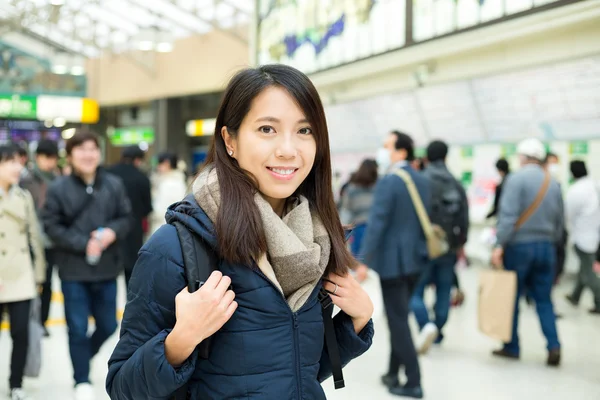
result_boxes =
[0,155,23,186]
[223,86,317,213]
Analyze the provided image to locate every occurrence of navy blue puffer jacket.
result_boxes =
[106,196,374,399]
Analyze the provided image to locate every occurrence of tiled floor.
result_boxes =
[2,266,600,399]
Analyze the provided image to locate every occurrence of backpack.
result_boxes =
[170,221,345,400]
[429,174,466,250]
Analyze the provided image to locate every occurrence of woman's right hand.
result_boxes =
[165,271,237,366]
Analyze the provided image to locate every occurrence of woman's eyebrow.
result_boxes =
[254,116,310,124]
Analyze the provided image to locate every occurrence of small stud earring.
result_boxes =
[228,149,233,156]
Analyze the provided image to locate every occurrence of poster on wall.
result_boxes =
[257,0,406,74]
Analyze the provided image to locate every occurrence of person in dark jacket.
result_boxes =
[410,140,469,354]
[42,131,131,400]
[487,158,510,219]
[19,139,59,335]
[106,65,374,400]
[108,145,152,287]
[360,131,429,399]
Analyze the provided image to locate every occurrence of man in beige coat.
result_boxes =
[0,143,46,400]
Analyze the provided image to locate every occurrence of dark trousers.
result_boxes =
[0,300,31,389]
[380,274,421,388]
[571,245,600,309]
[40,249,55,326]
[503,241,560,355]
[410,252,457,337]
[61,279,118,385]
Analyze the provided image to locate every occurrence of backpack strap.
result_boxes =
[319,288,345,390]
[171,221,218,400]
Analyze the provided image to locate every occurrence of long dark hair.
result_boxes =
[351,159,378,188]
[203,64,354,275]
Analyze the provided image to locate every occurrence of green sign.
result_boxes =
[0,94,37,119]
[461,171,472,187]
[107,127,155,146]
[501,144,517,157]
[415,147,426,158]
[569,141,588,156]
[461,146,473,158]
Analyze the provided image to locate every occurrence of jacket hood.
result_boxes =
[165,194,218,250]
[426,161,455,183]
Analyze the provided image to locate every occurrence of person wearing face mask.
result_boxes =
[41,131,132,400]
[0,144,46,400]
[106,65,374,400]
[359,131,429,398]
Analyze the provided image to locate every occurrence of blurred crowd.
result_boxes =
[336,132,600,397]
[0,132,188,400]
[1,129,600,400]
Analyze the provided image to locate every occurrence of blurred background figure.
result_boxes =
[16,146,29,180]
[361,131,427,399]
[486,158,510,219]
[564,160,600,315]
[19,139,59,336]
[491,138,563,366]
[41,131,131,400]
[150,152,187,234]
[339,158,378,259]
[544,152,568,283]
[0,143,46,400]
[410,140,469,354]
[108,145,152,288]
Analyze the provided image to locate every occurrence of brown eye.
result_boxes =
[259,126,275,134]
[298,127,313,135]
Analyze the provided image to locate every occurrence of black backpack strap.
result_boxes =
[171,221,218,400]
[173,221,217,359]
[319,288,345,390]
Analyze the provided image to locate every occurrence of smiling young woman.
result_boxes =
[106,64,374,400]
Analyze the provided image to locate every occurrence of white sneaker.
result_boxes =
[74,383,95,400]
[416,322,439,355]
[10,388,31,400]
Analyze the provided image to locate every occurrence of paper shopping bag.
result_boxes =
[478,269,517,343]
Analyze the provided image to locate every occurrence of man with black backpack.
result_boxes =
[42,131,131,400]
[410,140,469,354]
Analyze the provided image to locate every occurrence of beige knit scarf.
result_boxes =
[192,166,331,311]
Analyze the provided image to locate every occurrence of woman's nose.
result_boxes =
[275,134,297,159]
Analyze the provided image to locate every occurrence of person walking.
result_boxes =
[108,145,152,288]
[106,65,374,400]
[339,159,378,260]
[410,140,469,353]
[564,160,600,314]
[360,131,428,398]
[491,138,563,366]
[42,131,131,400]
[19,139,59,336]
[149,152,188,234]
[0,144,46,400]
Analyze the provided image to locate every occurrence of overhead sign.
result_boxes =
[0,94,98,123]
[107,127,155,146]
[186,118,216,137]
[0,94,37,119]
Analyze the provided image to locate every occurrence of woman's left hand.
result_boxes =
[323,272,374,334]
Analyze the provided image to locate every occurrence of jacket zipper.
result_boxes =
[293,313,302,400]
[251,265,306,399]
